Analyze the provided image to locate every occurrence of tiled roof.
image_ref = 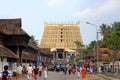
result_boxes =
[0,18,29,36]
[28,42,39,50]
[22,51,36,61]
[40,48,52,55]
[0,44,19,58]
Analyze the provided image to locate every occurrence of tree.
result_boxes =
[105,31,120,60]
[100,24,113,41]
[74,40,84,60]
[29,35,38,45]
[104,22,120,73]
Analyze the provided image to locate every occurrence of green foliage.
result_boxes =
[74,40,84,49]
[75,57,80,62]
[74,40,84,59]
[30,35,38,45]
[69,58,75,63]
[100,24,113,41]
[105,31,120,51]
[82,40,103,58]
[103,21,120,61]
[104,22,120,51]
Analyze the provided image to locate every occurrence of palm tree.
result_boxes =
[100,24,113,41]
[104,21,120,73]
[112,22,120,31]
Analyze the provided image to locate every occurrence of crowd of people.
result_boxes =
[26,63,48,80]
[48,63,87,78]
[1,62,96,80]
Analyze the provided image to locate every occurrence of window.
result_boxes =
[61,39,63,42]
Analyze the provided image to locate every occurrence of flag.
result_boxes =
[36,51,41,66]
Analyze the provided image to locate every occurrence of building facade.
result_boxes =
[0,18,46,72]
[39,21,83,63]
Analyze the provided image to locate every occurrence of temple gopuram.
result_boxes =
[39,21,83,63]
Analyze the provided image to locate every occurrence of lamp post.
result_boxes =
[86,22,99,73]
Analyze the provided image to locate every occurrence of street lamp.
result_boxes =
[86,22,99,73]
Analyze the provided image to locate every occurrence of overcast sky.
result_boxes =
[0,0,120,45]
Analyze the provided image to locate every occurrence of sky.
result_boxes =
[0,0,120,45]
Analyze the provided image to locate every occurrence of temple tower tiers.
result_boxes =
[39,21,83,62]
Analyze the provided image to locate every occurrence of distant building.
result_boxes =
[39,21,83,63]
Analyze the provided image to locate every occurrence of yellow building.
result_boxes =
[39,21,83,63]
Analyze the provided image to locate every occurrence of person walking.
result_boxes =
[38,64,43,77]
[27,64,33,80]
[77,66,82,78]
[43,65,48,80]
[68,64,72,75]
[63,65,67,75]
[81,65,87,78]
[33,65,39,80]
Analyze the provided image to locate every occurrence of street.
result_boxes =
[23,71,106,80]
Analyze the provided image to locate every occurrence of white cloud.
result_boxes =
[74,0,120,18]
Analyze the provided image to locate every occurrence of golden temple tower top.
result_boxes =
[39,21,83,50]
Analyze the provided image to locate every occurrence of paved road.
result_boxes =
[21,71,108,80]
[36,71,105,80]
[13,71,119,80]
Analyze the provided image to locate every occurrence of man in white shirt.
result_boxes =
[27,64,33,80]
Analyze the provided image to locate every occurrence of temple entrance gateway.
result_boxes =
[58,52,63,59]
[39,21,83,63]
[57,49,64,60]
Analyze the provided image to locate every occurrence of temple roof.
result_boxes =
[0,18,29,36]
[40,48,51,55]
[28,42,39,50]
[0,44,19,58]
[22,51,36,61]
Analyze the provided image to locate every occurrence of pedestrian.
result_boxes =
[81,65,87,78]
[68,64,72,75]
[56,64,59,72]
[2,65,11,80]
[90,67,93,74]
[63,65,67,75]
[22,65,27,74]
[43,65,48,80]
[33,65,39,80]
[38,64,43,77]
[27,64,33,80]
[17,65,23,75]
[77,66,82,78]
